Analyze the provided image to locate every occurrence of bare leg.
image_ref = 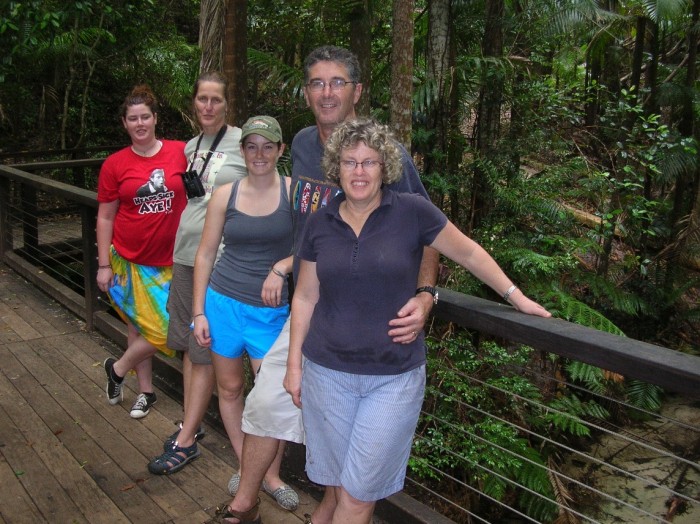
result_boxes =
[182,350,193,413]
[331,486,374,524]
[310,488,338,524]
[134,352,153,393]
[228,434,281,517]
[211,355,263,460]
[262,439,287,490]
[175,360,215,447]
[113,322,157,389]
[212,353,247,461]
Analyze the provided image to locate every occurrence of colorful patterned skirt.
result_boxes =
[107,246,175,357]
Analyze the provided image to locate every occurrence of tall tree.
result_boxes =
[199,0,225,73]
[471,0,504,230]
[390,0,415,148]
[223,0,247,125]
[350,0,372,117]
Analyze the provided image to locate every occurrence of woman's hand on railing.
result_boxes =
[509,289,551,318]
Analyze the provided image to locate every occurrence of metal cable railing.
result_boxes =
[403,343,699,523]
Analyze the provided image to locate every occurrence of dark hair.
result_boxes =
[120,84,158,118]
[322,118,403,186]
[303,46,361,84]
[192,71,228,101]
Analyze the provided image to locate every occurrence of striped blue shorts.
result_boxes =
[301,360,426,502]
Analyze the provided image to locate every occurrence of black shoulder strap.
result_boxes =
[189,125,228,175]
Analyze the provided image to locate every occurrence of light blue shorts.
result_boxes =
[204,287,289,360]
[301,360,426,502]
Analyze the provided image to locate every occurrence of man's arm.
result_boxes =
[387,246,439,343]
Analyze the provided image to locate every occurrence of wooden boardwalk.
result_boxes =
[0,264,318,523]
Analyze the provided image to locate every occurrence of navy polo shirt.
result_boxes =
[298,189,447,375]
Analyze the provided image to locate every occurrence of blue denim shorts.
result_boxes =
[301,360,426,502]
[205,287,289,359]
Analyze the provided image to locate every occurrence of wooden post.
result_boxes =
[0,177,12,257]
[81,205,101,330]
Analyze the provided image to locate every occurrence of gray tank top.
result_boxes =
[209,176,293,306]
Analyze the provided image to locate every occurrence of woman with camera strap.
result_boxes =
[146,72,246,474]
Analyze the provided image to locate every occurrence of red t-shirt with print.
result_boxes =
[97,140,187,266]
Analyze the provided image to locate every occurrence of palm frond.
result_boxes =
[247,48,305,98]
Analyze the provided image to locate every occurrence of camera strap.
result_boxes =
[188,124,228,177]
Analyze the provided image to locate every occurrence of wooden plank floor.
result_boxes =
[0,264,318,523]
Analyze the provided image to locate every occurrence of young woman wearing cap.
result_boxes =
[191,115,293,482]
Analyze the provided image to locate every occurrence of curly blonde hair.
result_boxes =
[322,118,403,186]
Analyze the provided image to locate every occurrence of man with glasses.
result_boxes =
[219,45,438,524]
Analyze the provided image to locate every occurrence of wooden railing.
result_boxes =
[1,160,699,524]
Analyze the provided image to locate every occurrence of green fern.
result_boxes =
[544,394,609,436]
[543,288,627,335]
[626,380,662,411]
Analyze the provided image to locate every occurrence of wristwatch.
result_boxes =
[416,286,439,305]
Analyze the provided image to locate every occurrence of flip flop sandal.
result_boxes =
[262,480,299,511]
[148,442,201,475]
[213,498,261,524]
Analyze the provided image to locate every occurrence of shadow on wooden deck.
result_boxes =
[0,264,318,523]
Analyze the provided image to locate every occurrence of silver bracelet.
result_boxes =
[502,285,518,302]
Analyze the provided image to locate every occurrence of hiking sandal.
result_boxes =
[148,442,201,475]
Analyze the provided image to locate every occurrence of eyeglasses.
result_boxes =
[306,79,357,92]
[340,159,383,171]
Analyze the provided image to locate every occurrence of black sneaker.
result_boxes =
[104,357,123,405]
[130,392,157,419]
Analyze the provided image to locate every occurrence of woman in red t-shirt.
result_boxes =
[96,84,187,419]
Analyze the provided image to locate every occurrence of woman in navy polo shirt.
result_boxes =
[284,118,551,524]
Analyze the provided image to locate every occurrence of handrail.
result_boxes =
[0,145,120,161]
[8,158,106,173]
[0,163,99,206]
[435,289,700,397]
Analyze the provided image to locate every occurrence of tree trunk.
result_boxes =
[60,19,80,150]
[643,20,659,117]
[223,0,247,126]
[629,16,646,104]
[426,0,457,220]
[471,0,504,230]
[675,0,700,270]
[350,1,371,117]
[390,0,414,149]
[199,0,225,73]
